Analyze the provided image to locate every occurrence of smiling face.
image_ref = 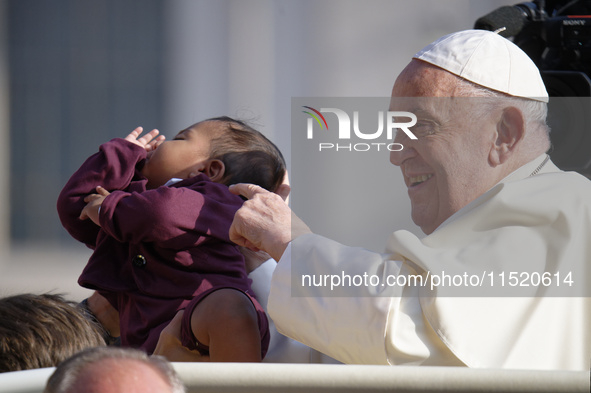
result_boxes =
[141,121,217,189]
[389,60,500,234]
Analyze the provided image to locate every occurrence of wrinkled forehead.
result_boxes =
[389,60,493,119]
[390,61,454,114]
[389,97,496,133]
[391,59,460,98]
[389,95,459,119]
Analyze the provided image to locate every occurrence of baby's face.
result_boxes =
[141,121,216,189]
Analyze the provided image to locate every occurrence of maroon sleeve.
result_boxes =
[56,139,147,248]
[98,182,242,247]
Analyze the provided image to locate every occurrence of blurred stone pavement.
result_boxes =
[0,245,93,302]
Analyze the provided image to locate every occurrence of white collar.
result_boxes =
[163,178,183,187]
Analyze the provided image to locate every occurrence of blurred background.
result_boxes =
[0,0,520,300]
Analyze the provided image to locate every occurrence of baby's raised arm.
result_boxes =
[124,127,165,152]
[57,128,162,247]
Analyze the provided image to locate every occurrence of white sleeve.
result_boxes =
[248,259,341,364]
[267,234,463,366]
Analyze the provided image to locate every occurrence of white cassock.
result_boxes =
[267,154,591,370]
[249,259,340,364]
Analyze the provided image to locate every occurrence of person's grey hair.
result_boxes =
[454,77,550,138]
[44,347,186,393]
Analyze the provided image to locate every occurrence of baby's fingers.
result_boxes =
[124,127,144,142]
[145,135,166,152]
[95,186,110,196]
[136,129,160,146]
[79,209,89,220]
[124,127,161,151]
[83,194,100,203]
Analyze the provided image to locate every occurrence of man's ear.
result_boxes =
[489,106,525,166]
[202,159,226,182]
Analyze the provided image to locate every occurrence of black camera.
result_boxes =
[475,0,591,174]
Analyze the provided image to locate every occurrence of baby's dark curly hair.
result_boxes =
[202,116,286,192]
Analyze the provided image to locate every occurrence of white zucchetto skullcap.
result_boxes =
[413,29,549,102]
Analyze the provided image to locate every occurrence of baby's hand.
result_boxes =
[124,127,165,152]
[79,186,110,226]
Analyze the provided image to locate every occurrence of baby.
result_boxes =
[57,117,286,361]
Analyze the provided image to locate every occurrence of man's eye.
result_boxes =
[412,121,435,136]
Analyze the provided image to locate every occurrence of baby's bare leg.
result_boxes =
[191,289,262,362]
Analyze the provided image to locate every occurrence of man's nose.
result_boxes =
[390,133,416,166]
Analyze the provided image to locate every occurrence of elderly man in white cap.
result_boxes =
[230,29,591,370]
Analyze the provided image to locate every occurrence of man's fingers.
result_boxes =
[228,228,248,248]
[244,241,260,253]
[229,183,267,200]
[229,234,259,253]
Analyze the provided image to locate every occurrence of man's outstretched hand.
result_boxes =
[229,183,311,262]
